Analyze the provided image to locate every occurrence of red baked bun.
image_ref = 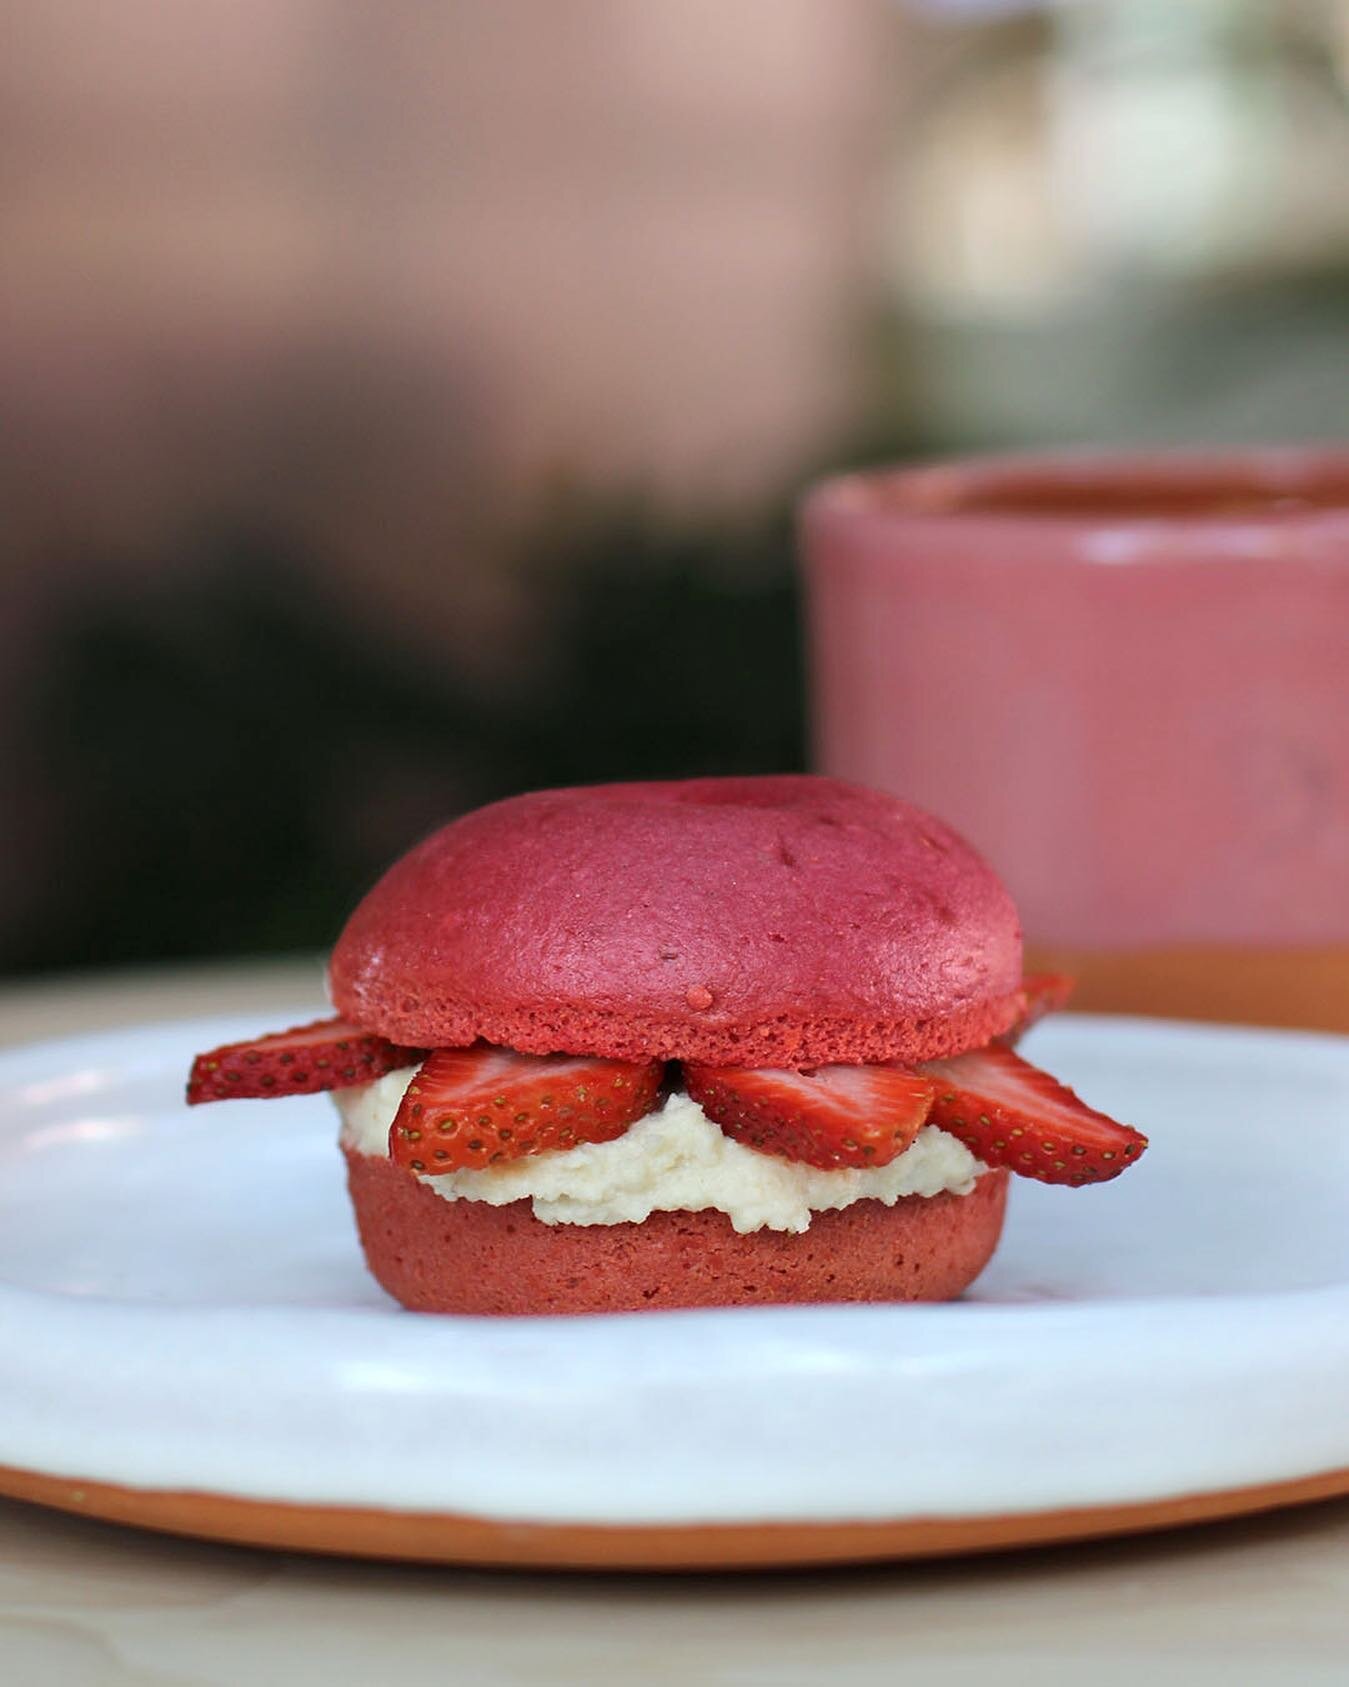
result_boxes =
[344,1150,1011,1315]
[329,776,1025,1067]
[186,776,1147,1315]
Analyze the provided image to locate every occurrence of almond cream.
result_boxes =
[335,1069,986,1235]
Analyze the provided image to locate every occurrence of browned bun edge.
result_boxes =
[344,1149,1009,1315]
[333,994,1022,1070]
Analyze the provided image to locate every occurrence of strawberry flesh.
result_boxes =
[187,1017,421,1105]
[999,972,1076,1045]
[921,1043,1146,1185]
[390,1046,666,1173]
[683,1061,936,1171]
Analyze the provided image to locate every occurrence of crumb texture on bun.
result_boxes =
[330,776,1022,1067]
[345,1150,1009,1314]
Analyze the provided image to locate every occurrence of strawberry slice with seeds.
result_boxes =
[187,1017,420,1104]
[998,972,1076,1045]
[683,1061,936,1170]
[922,1043,1146,1185]
[390,1046,665,1173]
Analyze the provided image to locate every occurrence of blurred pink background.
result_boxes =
[2,1,1347,978]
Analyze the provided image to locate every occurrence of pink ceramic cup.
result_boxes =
[801,448,1349,1025]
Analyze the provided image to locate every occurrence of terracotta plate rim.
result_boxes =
[3,1462,1348,1571]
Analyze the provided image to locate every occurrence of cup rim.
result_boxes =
[803,445,1349,530]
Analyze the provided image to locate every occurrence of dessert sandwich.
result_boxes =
[187,776,1146,1313]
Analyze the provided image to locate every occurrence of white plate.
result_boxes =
[1,1013,1347,1560]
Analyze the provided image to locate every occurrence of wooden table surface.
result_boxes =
[2,960,1347,1686]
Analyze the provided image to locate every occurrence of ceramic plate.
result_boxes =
[1,1013,1346,1569]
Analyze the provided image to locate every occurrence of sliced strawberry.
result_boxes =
[390,1046,665,1173]
[998,972,1077,1045]
[187,1016,420,1105]
[683,1061,936,1171]
[921,1043,1146,1185]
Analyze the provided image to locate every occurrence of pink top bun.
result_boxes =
[329,775,1023,1067]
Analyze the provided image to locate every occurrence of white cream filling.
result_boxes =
[336,1066,986,1235]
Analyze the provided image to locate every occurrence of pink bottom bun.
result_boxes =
[344,1149,1009,1315]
